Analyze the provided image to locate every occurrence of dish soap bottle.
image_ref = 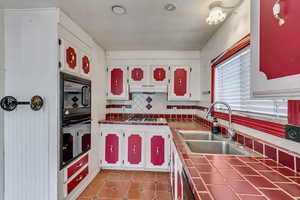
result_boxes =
[211,117,220,134]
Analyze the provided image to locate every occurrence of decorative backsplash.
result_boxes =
[107,93,199,115]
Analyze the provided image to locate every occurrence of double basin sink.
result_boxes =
[178,130,259,156]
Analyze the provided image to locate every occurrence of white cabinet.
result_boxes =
[59,27,92,79]
[168,66,191,101]
[100,129,123,167]
[171,141,183,200]
[150,66,169,85]
[124,130,145,169]
[99,124,171,171]
[129,66,149,85]
[251,0,300,99]
[146,131,170,170]
[107,66,129,100]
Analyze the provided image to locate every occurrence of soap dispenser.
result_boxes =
[211,117,220,134]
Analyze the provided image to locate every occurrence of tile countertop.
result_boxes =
[168,120,300,200]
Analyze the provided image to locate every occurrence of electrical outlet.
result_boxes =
[285,124,300,143]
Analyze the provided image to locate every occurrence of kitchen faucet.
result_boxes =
[205,101,235,140]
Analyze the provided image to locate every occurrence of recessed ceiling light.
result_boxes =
[164,3,176,11]
[112,5,127,15]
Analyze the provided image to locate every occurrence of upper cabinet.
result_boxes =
[107,66,129,100]
[150,66,169,85]
[168,66,191,101]
[106,65,200,101]
[129,66,148,85]
[59,26,92,79]
[251,0,300,98]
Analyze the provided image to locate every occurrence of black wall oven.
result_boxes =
[60,73,91,169]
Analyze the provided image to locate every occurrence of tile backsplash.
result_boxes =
[107,93,199,115]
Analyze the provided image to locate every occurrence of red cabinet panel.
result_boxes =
[260,0,300,80]
[174,68,187,96]
[153,68,166,82]
[82,56,90,74]
[150,136,165,166]
[67,154,89,179]
[66,47,77,69]
[127,134,142,164]
[131,68,144,81]
[110,68,124,95]
[81,133,91,152]
[105,134,120,164]
[67,166,89,194]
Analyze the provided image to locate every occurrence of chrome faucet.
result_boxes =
[205,101,235,140]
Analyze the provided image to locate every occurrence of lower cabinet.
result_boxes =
[100,125,171,171]
[62,152,89,198]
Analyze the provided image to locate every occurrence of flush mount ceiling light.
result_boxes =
[112,5,127,15]
[164,3,176,11]
[206,2,227,25]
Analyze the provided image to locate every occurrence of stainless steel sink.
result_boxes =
[178,131,224,141]
[185,140,260,156]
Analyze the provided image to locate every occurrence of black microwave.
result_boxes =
[60,73,91,118]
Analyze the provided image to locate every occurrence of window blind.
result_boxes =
[215,46,287,117]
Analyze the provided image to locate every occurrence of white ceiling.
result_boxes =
[1,0,242,50]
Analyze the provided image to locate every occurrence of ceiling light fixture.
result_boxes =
[206,4,227,25]
[164,3,176,11]
[112,5,127,15]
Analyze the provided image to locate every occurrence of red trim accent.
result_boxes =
[288,100,300,126]
[106,104,132,109]
[214,112,285,138]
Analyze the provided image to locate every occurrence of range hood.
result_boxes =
[129,84,168,93]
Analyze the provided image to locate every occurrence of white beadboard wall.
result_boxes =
[4,9,59,200]
[0,8,5,200]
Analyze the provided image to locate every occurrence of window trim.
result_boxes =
[210,34,286,138]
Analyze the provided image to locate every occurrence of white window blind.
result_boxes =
[215,46,287,117]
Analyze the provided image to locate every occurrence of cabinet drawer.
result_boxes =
[67,154,89,179]
[67,166,89,194]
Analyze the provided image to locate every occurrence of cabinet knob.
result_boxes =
[273,0,285,26]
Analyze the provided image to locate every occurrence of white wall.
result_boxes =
[199,0,251,104]
[0,8,5,200]
[4,9,59,200]
[196,0,300,155]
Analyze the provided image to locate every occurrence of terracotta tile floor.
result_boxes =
[77,170,172,200]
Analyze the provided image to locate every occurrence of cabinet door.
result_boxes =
[168,66,190,100]
[150,66,168,85]
[124,132,144,168]
[146,133,170,169]
[129,66,148,85]
[59,38,79,74]
[80,52,91,78]
[101,131,123,167]
[251,0,300,98]
[107,66,128,100]
[174,150,183,200]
